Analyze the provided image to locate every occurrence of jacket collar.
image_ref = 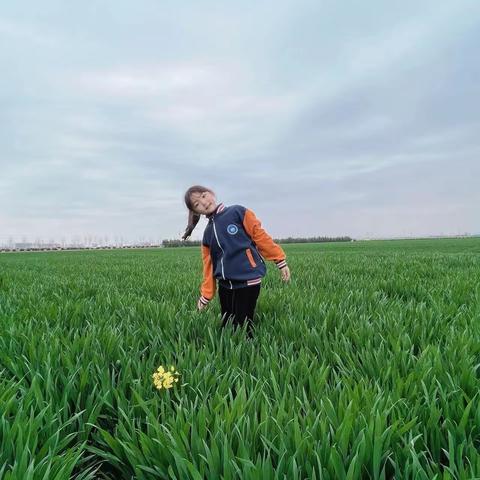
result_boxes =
[207,203,225,219]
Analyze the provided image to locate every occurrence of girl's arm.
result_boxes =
[199,244,216,309]
[242,209,288,271]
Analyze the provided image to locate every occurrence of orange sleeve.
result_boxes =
[200,245,216,303]
[243,209,287,267]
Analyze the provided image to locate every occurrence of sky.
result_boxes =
[1,0,479,244]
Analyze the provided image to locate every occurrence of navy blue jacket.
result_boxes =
[199,204,287,304]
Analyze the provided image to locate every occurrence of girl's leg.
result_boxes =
[232,284,261,337]
[218,285,234,327]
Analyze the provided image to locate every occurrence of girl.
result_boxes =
[182,185,290,337]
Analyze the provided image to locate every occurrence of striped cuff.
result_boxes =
[199,296,210,305]
[275,259,287,269]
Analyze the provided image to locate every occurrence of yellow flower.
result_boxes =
[152,365,180,391]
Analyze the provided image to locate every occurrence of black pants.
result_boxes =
[218,284,261,337]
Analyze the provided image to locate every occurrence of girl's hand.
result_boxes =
[197,298,207,310]
[280,266,291,282]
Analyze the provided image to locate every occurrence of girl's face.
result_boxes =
[190,190,217,215]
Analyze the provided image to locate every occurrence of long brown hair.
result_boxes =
[182,185,215,240]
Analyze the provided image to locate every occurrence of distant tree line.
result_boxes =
[3,237,354,253]
[163,239,202,248]
[162,236,352,248]
[274,236,353,244]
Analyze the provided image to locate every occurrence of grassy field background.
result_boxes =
[0,238,479,479]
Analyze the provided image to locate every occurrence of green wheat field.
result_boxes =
[1,238,479,479]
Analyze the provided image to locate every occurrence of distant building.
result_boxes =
[14,242,61,250]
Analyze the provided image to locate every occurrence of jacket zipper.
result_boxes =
[212,218,226,280]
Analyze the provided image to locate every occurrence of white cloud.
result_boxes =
[77,64,217,98]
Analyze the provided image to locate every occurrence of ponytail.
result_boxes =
[182,210,201,240]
